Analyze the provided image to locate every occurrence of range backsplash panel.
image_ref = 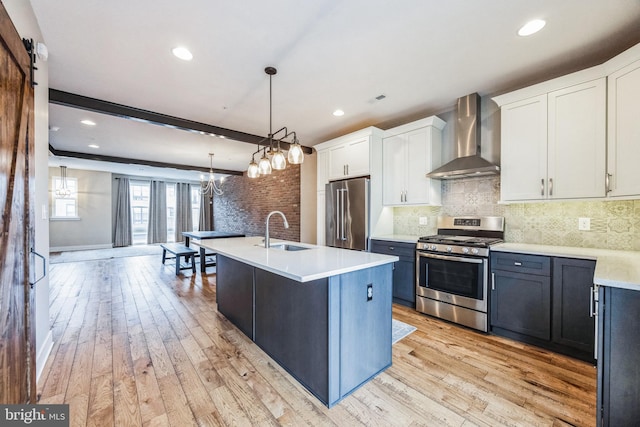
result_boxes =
[394,176,640,251]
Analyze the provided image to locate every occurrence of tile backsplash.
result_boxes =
[393,176,640,251]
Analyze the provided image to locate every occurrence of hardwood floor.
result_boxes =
[38,254,596,426]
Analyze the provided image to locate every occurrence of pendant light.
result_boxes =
[247,153,259,178]
[199,153,224,196]
[257,148,272,175]
[247,66,305,177]
[287,135,304,164]
[55,165,71,197]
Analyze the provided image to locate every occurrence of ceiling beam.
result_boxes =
[49,89,313,154]
[48,144,244,176]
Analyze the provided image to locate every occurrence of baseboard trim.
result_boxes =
[36,330,54,383]
[50,243,113,252]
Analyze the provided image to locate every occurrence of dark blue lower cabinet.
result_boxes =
[597,286,640,426]
[216,255,393,407]
[216,255,254,340]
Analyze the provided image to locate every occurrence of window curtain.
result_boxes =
[113,177,132,247]
[147,180,167,243]
[199,192,213,231]
[174,183,193,242]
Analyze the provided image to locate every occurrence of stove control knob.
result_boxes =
[462,247,469,254]
[471,248,479,255]
[446,246,453,253]
[430,245,437,251]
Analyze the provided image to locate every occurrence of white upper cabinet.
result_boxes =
[315,127,382,184]
[547,79,606,199]
[500,95,548,201]
[326,136,370,180]
[495,76,606,202]
[382,117,445,206]
[607,58,640,198]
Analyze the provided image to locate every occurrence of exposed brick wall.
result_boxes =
[213,165,300,242]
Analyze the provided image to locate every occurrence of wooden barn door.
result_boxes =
[0,3,36,404]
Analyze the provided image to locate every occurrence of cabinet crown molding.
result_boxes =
[314,126,383,152]
[383,115,446,138]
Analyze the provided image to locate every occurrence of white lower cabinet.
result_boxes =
[382,117,445,206]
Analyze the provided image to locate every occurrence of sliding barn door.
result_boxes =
[0,3,36,403]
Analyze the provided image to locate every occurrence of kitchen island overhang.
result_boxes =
[200,237,399,407]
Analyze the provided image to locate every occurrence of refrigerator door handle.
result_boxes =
[336,189,342,241]
[341,189,346,240]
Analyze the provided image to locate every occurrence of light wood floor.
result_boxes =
[38,255,596,426]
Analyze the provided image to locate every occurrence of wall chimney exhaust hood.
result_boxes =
[426,93,499,179]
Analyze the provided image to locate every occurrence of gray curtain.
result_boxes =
[147,180,167,243]
[198,192,213,231]
[174,183,193,242]
[113,177,132,247]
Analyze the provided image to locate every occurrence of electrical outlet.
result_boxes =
[419,217,428,226]
[578,217,591,231]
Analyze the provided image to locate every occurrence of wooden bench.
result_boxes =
[160,243,197,275]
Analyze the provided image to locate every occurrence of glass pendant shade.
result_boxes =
[271,149,287,170]
[287,142,304,164]
[247,158,259,178]
[258,152,272,175]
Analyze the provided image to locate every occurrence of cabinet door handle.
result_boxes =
[389,246,394,251]
[549,178,553,196]
[541,178,545,196]
[346,164,349,175]
[514,261,522,266]
[404,190,407,202]
[606,173,612,193]
[491,272,496,291]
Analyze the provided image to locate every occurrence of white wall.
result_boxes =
[3,0,52,382]
[300,151,317,244]
[49,168,113,250]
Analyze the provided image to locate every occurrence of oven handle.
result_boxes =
[417,252,484,264]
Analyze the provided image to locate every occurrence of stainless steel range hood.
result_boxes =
[426,93,499,179]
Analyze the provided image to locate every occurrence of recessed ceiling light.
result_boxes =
[333,109,345,117]
[219,135,226,139]
[81,119,96,126]
[172,46,193,61]
[518,19,546,36]
[88,144,99,149]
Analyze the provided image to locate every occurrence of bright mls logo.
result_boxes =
[1,405,69,426]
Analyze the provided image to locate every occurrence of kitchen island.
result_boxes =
[198,236,399,407]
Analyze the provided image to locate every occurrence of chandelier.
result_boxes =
[200,153,224,196]
[247,67,304,179]
[55,165,71,197]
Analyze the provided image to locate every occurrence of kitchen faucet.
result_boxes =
[265,211,289,248]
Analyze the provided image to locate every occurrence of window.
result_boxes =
[191,186,200,231]
[166,183,176,242]
[51,176,78,219]
[130,181,150,245]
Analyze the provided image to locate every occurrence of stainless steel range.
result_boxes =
[416,216,504,332]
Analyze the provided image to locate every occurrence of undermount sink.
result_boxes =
[268,243,312,251]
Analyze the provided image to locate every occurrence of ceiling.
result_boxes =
[32,0,640,180]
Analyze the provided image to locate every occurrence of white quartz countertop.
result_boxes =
[492,243,640,291]
[199,236,399,282]
[371,235,420,244]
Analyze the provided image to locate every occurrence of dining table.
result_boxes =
[182,230,245,272]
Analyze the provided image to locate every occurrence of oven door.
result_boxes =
[416,251,488,312]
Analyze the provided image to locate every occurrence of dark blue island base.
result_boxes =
[216,255,393,407]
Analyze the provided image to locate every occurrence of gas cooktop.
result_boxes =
[417,235,503,248]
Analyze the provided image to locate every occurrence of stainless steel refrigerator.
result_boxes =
[325,177,369,251]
